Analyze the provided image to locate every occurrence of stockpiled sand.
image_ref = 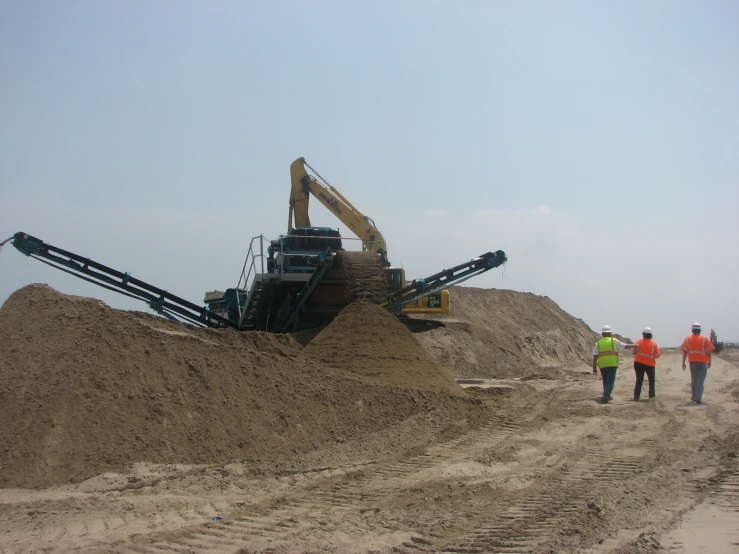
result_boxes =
[300,301,464,396]
[412,286,600,378]
[0,285,482,488]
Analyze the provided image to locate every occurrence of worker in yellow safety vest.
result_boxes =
[592,325,638,404]
[633,327,661,401]
[681,322,715,405]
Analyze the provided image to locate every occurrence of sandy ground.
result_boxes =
[1,349,737,554]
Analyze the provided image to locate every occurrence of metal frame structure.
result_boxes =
[9,231,507,335]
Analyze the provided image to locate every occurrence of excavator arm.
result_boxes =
[289,158,388,264]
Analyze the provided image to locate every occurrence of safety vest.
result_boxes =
[681,335,714,363]
[634,338,660,367]
[597,337,619,368]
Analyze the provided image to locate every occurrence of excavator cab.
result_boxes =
[385,267,404,292]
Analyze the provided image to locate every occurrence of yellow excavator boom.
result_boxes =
[287,157,449,315]
[289,158,388,262]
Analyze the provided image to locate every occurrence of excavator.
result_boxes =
[286,157,449,315]
[289,158,388,262]
[7,158,507,333]
[711,329,724,354]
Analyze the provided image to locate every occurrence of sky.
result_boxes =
[1,0,737,347]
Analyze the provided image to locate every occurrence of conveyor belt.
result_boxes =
[10,232,238,329]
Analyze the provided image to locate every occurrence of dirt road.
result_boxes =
[1,350,737,554]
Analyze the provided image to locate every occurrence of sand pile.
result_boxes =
[336,250,390,303]
[412,286,600,378]
[300,302,465,396]
[0,285,483,489]
[308,250,390,308]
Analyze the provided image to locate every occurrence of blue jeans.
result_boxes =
[600,366,618,399]
[690,362,708,402]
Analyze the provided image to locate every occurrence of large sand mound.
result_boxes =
[0,285,482,488]
[300,301,465,396]
[412,286,600,378]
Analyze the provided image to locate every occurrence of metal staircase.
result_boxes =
[235,236,272,330]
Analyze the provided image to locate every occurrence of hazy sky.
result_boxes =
[1,0,737,347]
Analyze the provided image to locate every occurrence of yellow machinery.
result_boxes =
[289,158,388,260]
[288,157,450,314]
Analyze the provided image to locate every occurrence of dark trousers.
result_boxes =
[633,361,656,400]
[600,366,618,399]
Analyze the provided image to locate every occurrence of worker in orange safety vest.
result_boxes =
[633,327,661,401]
[681,322,715,405]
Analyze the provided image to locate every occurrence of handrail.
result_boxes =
[232,233,384,330]
[234,235,270,327]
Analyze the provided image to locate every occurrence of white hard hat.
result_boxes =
[691,322,701,330]
[601,325,612,333]
[643,327,652,334]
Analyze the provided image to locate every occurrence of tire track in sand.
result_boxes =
[413,419,686,553]
[80,413,529,553]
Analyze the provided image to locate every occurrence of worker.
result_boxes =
[633,327,661,400]
[592,325,638,404]
[681,322,715,404]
